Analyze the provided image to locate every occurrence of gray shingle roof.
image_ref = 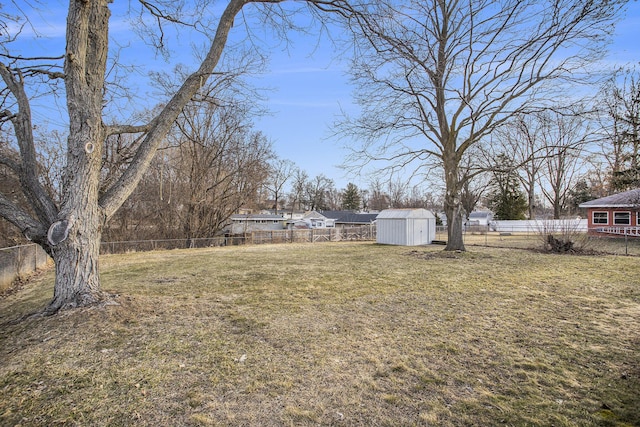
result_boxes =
[579,188,640,208]
[231,214,285,220]
[320,210,378,224]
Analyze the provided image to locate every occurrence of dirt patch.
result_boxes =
[405,249,493,260]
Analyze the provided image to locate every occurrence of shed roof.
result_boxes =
[376,208,435,219]
[578,188,640,208]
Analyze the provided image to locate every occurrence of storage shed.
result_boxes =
[376,208,436,246]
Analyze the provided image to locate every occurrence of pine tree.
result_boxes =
[567,179,593,215]
[487,154,528,220]
[341,183,361,210]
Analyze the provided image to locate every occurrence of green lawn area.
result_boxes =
[1,242,638,426]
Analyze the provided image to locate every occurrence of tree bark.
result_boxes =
[40,0,112,312]
[48,214,104,313]
[443,154,465,251]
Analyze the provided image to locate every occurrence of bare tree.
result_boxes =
[265,159,296,214]
[597,67,640,192]
[0,0,352,313]
[402,185,440,210]
[103,146,185,241]
[288,168,308,211]
[358,188,370,211]
[386,179,409,208]
[325,185,342,210]
[367,178,390,211]
[176,109,273,238]
[537,110,590,218]
[161,62,275,238]
[458,151,489,219]
[491,114,548,219]
[337,0,626,250]
[305,174,335,211]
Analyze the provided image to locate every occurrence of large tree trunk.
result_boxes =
[44,0,110,313]
[48,218,104,313]
[444,193,465,251]
[553,200,562,220]
[527,185,536,220]
[443,155,465,251]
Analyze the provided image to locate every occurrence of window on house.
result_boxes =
[637,213,640,226]
[613,212,631,225]
[592,212,608,224]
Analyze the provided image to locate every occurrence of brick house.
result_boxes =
[579,188,640,237]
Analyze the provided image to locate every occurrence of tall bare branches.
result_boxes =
[336,0,627,250]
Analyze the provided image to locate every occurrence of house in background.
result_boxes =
[229,214,285,234]
[231,210,379,232]
[579,188,640,237]
[465,211,494,229]
[279,210,306,222]
[286,211,336,229]
[321,211,379,228]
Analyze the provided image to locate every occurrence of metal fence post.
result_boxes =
[625,228,628,255]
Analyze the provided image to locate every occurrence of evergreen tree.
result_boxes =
[341,183,361,210]
[487,154,528,220]
[567,179,593,215]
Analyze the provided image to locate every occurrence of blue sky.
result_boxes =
[3,0,640,191]
[255,2,640,190]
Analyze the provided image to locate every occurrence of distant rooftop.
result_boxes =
[468,211,493,218]
[321,210,378,224]
[579,189,640,208]
[230,214,285,220]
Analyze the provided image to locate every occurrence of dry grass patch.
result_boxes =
[1,242,638,426]
[459,231,640,256]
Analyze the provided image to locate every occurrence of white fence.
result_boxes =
[0,244,50,291]
[492,219,588,233]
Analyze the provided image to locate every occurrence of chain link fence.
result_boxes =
[435,226,640,256]
[3,223,635,291]
[99,226,377,255]
[0,244,51,292]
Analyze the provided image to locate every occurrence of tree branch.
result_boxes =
[99,0,262,218]
[105,123,153,137]
[0,63,58,225]
[0,192,49,246]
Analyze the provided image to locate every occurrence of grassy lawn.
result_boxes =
[435,229,640,256]
[1,242,638,426]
